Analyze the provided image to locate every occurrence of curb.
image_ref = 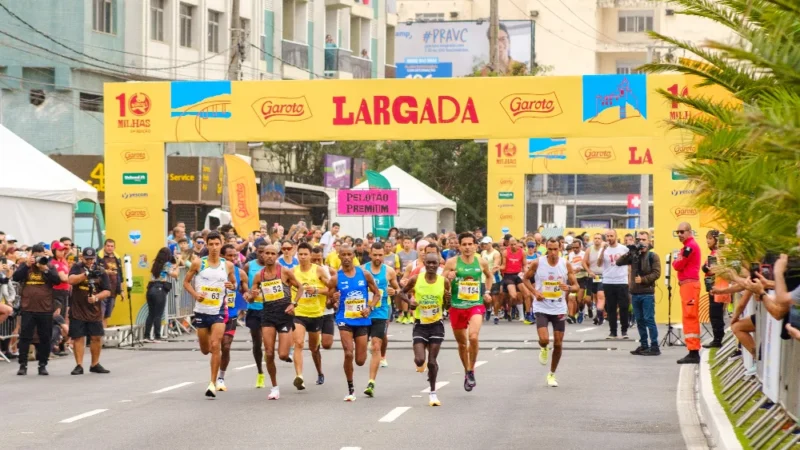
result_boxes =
[678,364,710,450]
[698,349,743,450]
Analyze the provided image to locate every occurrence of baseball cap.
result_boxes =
[51,241,67,251]
[480,236,493,244]
[565,235,574,245]
[6,234,17,243]
[82,247,97,258]
[527,241,536,248]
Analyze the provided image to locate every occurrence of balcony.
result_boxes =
[351,56,372,79]
[351,0,373,20]
[282,40,309,80]
[385,64,396,78]
[325,0,354,9]
[597,0,658,7]
[324,47,354,79]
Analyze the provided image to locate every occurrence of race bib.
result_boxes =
[458,280,480,301]
[419,302,441,324]
[225,291,235,308]
[201,286,223,307]
[344,297,366,319]
[542,280,562,300]
[593,275,602,283]
[260,279,284,302]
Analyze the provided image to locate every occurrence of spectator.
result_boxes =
[144,247,178,343]
[193,234,208,259]
[701,230,730,348]
[98,239,124,328]
[67,247,112,375]
[51,301,69,357]
[320,222,340,258]
[49,241,71,320]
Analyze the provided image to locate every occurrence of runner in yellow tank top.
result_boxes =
[290,242,330,389]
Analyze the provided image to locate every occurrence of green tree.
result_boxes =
[641,0,800,261]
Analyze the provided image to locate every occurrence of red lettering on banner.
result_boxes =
[332,95,478,125]
[628,146,653,165]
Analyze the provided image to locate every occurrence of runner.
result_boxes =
[396,237,418,324]
[567,240,588,324]
[278,240,299,362]
[582,233,605,325]
[291,242,330,390]
[401,253,451,406]
[363,242,401,397]
[183,231,237,398]
[244,241,267,388]
[500,237,529,323]
[249,244,304,400]
[216,244,249,392]
[326,244,382,402]
[523,237,579,387]
[442,232,494,392]
[312,247,336,355]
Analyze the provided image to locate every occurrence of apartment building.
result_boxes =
[396,0,736,76]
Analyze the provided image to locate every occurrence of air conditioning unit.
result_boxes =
[450,11,458,18]
[665,9,675,16]
[530,10,539,18]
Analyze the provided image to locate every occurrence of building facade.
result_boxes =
[396,0,736,76]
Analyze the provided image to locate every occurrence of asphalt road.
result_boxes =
[2,318,695,449]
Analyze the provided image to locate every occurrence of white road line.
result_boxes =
[575,327,596,333]
[379,407,411,423]
[421,381,449,393]
[491,347,497,351]
[234,363,257,371]
[119,400,132,403]
[387,334,394,337]
[474,360,488,368]
[59,409,108,424]
[151,382,195,394]
[341,447,362,450]
[411,395,422,398]
[501,349,516,354]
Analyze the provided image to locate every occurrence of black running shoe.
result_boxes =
[89,364,110,374]
[38,365,49,376]
[464,375,473,392]
[316,374,325,385]
[17,366,26,376]
[71,365,84,375]
[467,371,476,388]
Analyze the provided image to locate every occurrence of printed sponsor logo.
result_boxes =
[671,207,698,219]
[501,227,510,234]
[498,192,514,200]
[252,96,313,126]
[671,189,695,196]
[580,146,616,164]
[497,204,514,209]
[138,254,148,269]
[122,192,149,199]
[234,182,249,218]
[332,95,479,125]
[499,177,515,187]
[495,143,517,166]
[122,151,148,162]
[122,173,148,185]
[121,208,150,220]
[128,230,142,245]
[672,170,689,180]
[670,143,696,156]
[500,93,563,122]
[169,173,195,182]
[129,93,151,116]
[499,213,514,221]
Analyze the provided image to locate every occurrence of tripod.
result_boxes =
[125,283,143,348]
[660,274,685,347]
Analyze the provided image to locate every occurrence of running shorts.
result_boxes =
[534,312,566,333]
[449,305,486,330]
[590,280,603,294]
[68,318,105,338]
[245,309,263,331]
[261,310,294,333]
[501,273,523,288]
[294,316,323,333]
[321,313,335,336]
[224,317,238,336]
[412,321,445,344]
[578,277,591,291]
[490,282,501,295]
[337,324,370,338]
[368,319,388,340]
[193,313,225,329]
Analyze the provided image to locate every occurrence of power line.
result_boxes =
[505,0,597,53]
[553,0,623,45]
[249,43,327,79]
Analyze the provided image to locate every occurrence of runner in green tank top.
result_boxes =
[442,231,493,392]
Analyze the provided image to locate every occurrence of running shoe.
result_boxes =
[416,360,426,373]
[587,308,594,319]
[577,312,584,324]
[293,375,306,390]
[344,393,357,402]
[205,382,216,398]
[566,316,575,324]
[539,347,549,365]
[547,372,558,387]
[256,373,265,389]
[429,393,441,406]
[524,313,533,325]
[287,347,294,363]
[316,374,325,385]
[380,358,389,368]
[729,349,743,360]
[606,334,617,340]
[364,380,375,397]
[463,375,473,392]
[268,386,280,400]
[493,316,499,325]
[621,333,629,340]
[467,371,476,388]
[216,378,227,392]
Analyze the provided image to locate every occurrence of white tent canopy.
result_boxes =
[0,124,98,244]
[328,165,457,236]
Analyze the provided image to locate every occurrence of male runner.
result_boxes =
[583,233,605,325]
[327,244,381,402]
[401,253,451,406]
[480,237,502,322]
[363,242,401,397]
[291,242,330,389]
[523,238,579,387]
[312,247,336,352]
[500,237,528,323]
[278,240,300,362]
[183,231,237,398]
[567,240,587,324]
[244,241,267,388]
[216,244,249,392]
[249,244,304,400]
[442,232,493,391]
[396,237,418,323]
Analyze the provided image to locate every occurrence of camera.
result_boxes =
[85,265,104,280]
[36,256,49,266]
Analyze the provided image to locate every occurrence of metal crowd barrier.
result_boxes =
[161,267,195,339]
[710,294,800,450]
[0,282,21,362]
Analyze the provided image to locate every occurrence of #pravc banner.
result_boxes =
[224,155,260,235]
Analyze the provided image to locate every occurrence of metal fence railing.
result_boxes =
[0,282,21,362]
[161,267,195,339]
[710,293,800,449]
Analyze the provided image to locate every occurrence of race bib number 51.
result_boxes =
[344,298,366,319]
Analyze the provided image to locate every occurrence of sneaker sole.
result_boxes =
[293,377,305,390]
[205,390,216,398]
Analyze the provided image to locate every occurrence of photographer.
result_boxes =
[67,248,111,375]
[98,239,124,328]
[616,231,662,356]
[12,243,67,376]
[701,230,730,348]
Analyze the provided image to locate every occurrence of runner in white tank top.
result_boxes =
[193,258,229,315]
[523,238,579,388]
[582,233,607,326]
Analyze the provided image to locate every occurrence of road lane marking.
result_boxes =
[576,327,595,333]
[119,400,132,403]
[60,409,108,424]
[379,407,411,423]
[388,335,394,337]
[491,347,497,351]
[234,364,257,371]
[421,381,449,393]
[411,395,422,398]
[341,447,362,450]
[501,349,516,354]
[151,382,195,394]
[474,360,488,368]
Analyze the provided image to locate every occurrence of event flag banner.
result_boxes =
[336,188,398,216]
[223,155,260,236]
[366,170,395,238]
[394,21,533,78]
[324,154,352,189]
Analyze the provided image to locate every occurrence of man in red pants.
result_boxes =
[672,222,702,364]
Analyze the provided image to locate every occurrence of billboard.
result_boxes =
[324,154,352,189]
[394,20,533,78]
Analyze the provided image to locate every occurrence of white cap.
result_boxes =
[564,235,574,245]
[480,236,493,244]
[6,234,17,242]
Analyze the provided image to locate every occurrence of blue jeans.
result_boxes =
[631,294,658,348]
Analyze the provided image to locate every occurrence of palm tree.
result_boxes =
[640,0,800,261]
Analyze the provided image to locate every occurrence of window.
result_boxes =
[618,12,654,33]
[79,93,104,113]
[151,0,165,41]
[240,17,250,37]
[93,0,114,34]
[415,13,444,21]
[615,63,644,75]
[208,10,220,52]
[542,204,555,224]
[180,3,193,48]
[260,35,266,60]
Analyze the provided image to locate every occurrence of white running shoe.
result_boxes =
[205,382,216,398]
[215,378,227,392]
[380,358,389,368]
[539,347,549,365]
[268,386,280,400]
[547,372,558,387]
[344,393,356,402]
[429,392,441,406]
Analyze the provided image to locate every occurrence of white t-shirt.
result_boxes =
[601,244,629,285]
[533,258,568,315]
[320,231,335,258]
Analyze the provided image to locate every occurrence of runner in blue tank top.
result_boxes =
[216,244,250,392]
[243,242,267,388]
[327,244,381,402]
[361,242,401,397]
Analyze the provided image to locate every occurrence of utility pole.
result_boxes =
[221,0,242,211]
[489,0,499,72]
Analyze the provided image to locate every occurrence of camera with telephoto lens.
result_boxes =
[36,256,49,266]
